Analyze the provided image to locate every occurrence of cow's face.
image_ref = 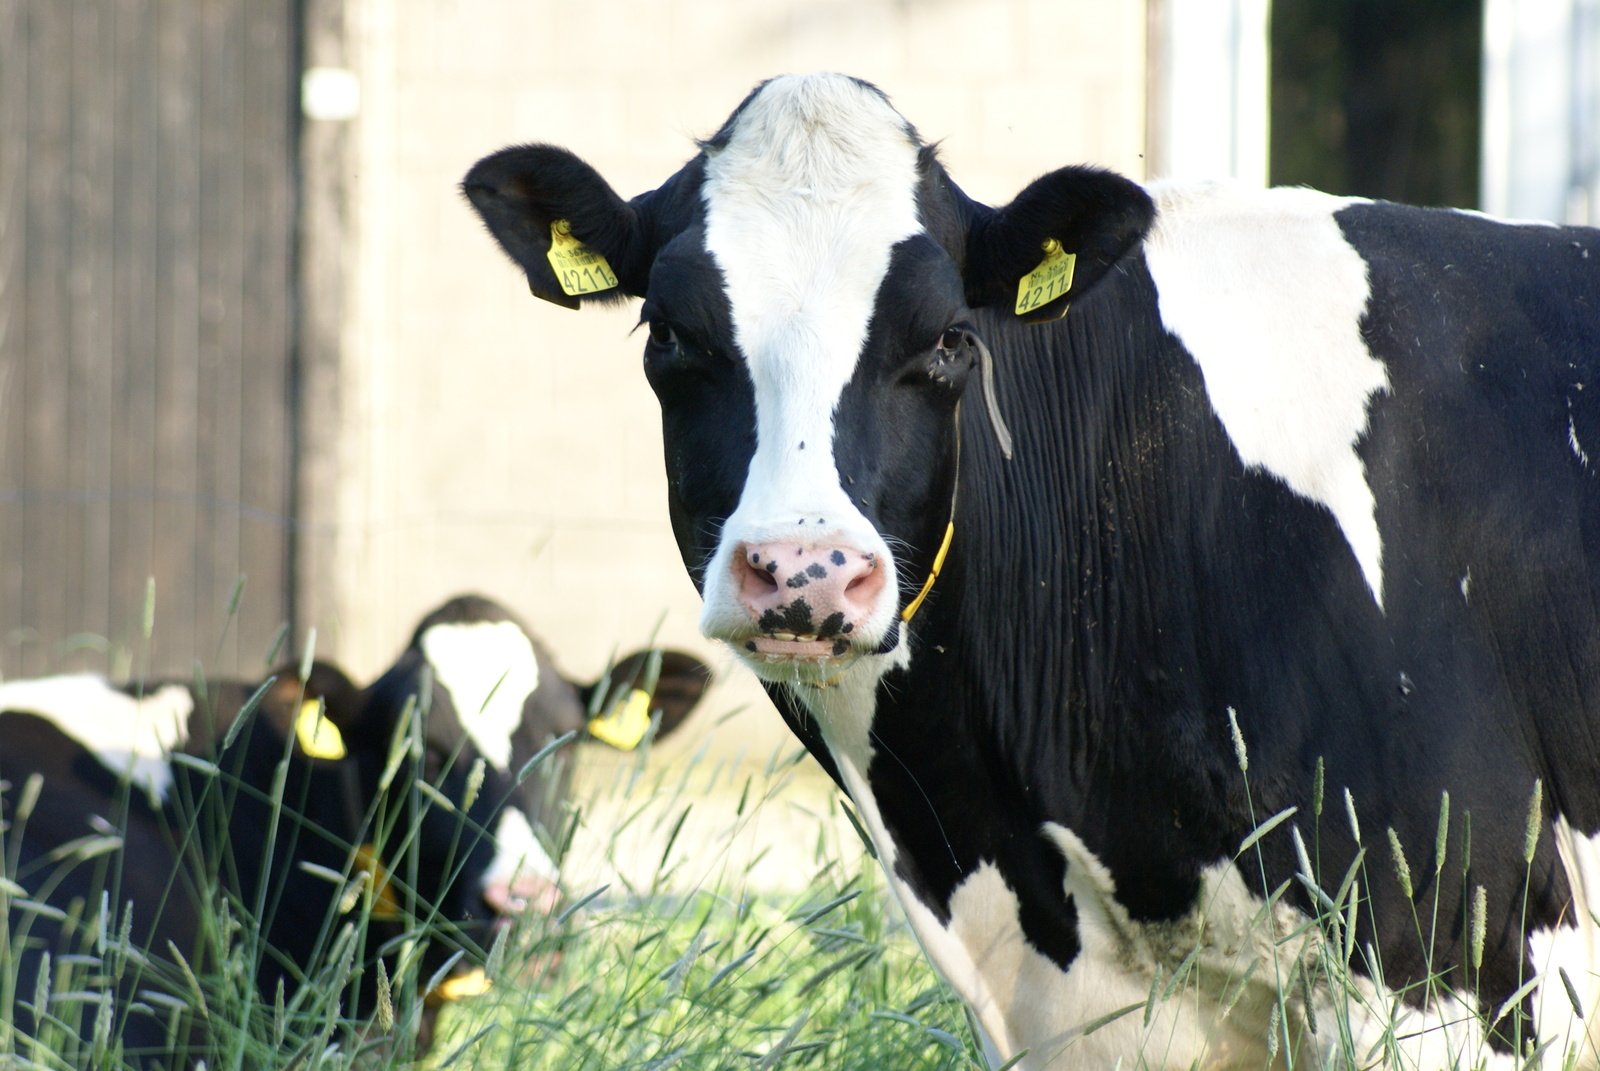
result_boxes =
[466,74,1152,689]
[357,595,710,946]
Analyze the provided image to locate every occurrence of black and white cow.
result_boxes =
[0,593,709,1061]
[465,74,1600,1068]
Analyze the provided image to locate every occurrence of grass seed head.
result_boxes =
[1470,884,1487,971]
[1387,827,1413,900]
[1434,791,1450,876]
[1525,779,1544,865]
[1228,707,1248,774]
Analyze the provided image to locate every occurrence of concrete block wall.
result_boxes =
[324,0,1149,754]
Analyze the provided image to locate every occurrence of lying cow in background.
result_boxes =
[465,74,1600,1069]
[0,593,710,1063]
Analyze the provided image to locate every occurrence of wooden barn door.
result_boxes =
[0,1,303,681]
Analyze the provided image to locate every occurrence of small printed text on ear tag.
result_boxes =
[546,219,619,298]
[1015,238,1076,316]
[588,688,652,751]
[295,698,347,760]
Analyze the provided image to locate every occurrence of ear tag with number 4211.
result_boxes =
[547,219,619,298]
[1015,238,1076,317]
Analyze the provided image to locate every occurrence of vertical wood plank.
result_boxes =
[151,0,203,675]
[0,0,29,673]
[65,1,116,672]
[19,0,73,678]
[295,0,350,667]
[239,0,295,672]
[195,0,246,672]
[108,0,160,678]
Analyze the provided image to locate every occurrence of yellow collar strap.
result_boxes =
[900,521,954,623]
[900,403,963,625]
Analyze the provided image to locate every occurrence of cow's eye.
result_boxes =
[938,325,967,352]
[647,319,677,348]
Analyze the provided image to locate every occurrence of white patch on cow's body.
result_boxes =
[697,74,921,669]
[481,805,559,886]
[1570,403,1590,468]
[1144,181,1390,608]
[0,675,192,804]
[420,621,539,771]
[1529,817,1600,1065]
[805,672,1526,1070]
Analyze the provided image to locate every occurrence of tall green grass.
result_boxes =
[1,697,981,1069]
[422,741,982,1070]
[5,670,1594,1070]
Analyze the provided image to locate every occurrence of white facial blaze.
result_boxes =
[1144,181,1390,608]
[0,675,193,804]
[697,74,924,653]
[420,621,539,771]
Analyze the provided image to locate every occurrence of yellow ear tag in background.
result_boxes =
[430,967,493,1005]
[587,688,652,751]
[1015,238,1076,316]
[295,698,347,760]
[546,219,619,298]
[353,843,403,920]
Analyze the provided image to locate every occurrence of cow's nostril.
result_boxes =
[744,555,779,589]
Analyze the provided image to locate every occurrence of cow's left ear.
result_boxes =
[582,650,712,751]
[463,144,653,309]
[963,166,1155,323]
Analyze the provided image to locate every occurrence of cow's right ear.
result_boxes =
[962,166,1155,323]
[462,144,651,309]
[582,650,712,750]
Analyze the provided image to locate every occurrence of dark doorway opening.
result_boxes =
[1271,0,1483,207]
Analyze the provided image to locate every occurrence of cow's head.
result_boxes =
[354,594,710,956]
[465,74,1153,691]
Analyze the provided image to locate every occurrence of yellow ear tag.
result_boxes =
[587,688,652,751]
[430,967,492,1004]
[295,699,347,760]
[1015,238,1076,316]
[353,843,403,920]
[546,219,619,298]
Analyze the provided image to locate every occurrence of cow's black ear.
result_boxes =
[581,650,712,749]
[463,144,651,309]
[963,166,1154,323]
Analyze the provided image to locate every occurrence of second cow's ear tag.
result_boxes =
[1015,238,1076,320]
[587,688,653,751]
[295,698,348,760]
[546,219,619,298]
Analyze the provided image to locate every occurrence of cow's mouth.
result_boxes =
[743,633,855,660]
[731,618,899,684]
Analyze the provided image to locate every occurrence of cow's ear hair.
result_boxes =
[462,144,651,308]
[963,166,1154,322]
[581,649,712,746]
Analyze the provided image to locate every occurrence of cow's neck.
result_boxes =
[776,259,1245,940]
